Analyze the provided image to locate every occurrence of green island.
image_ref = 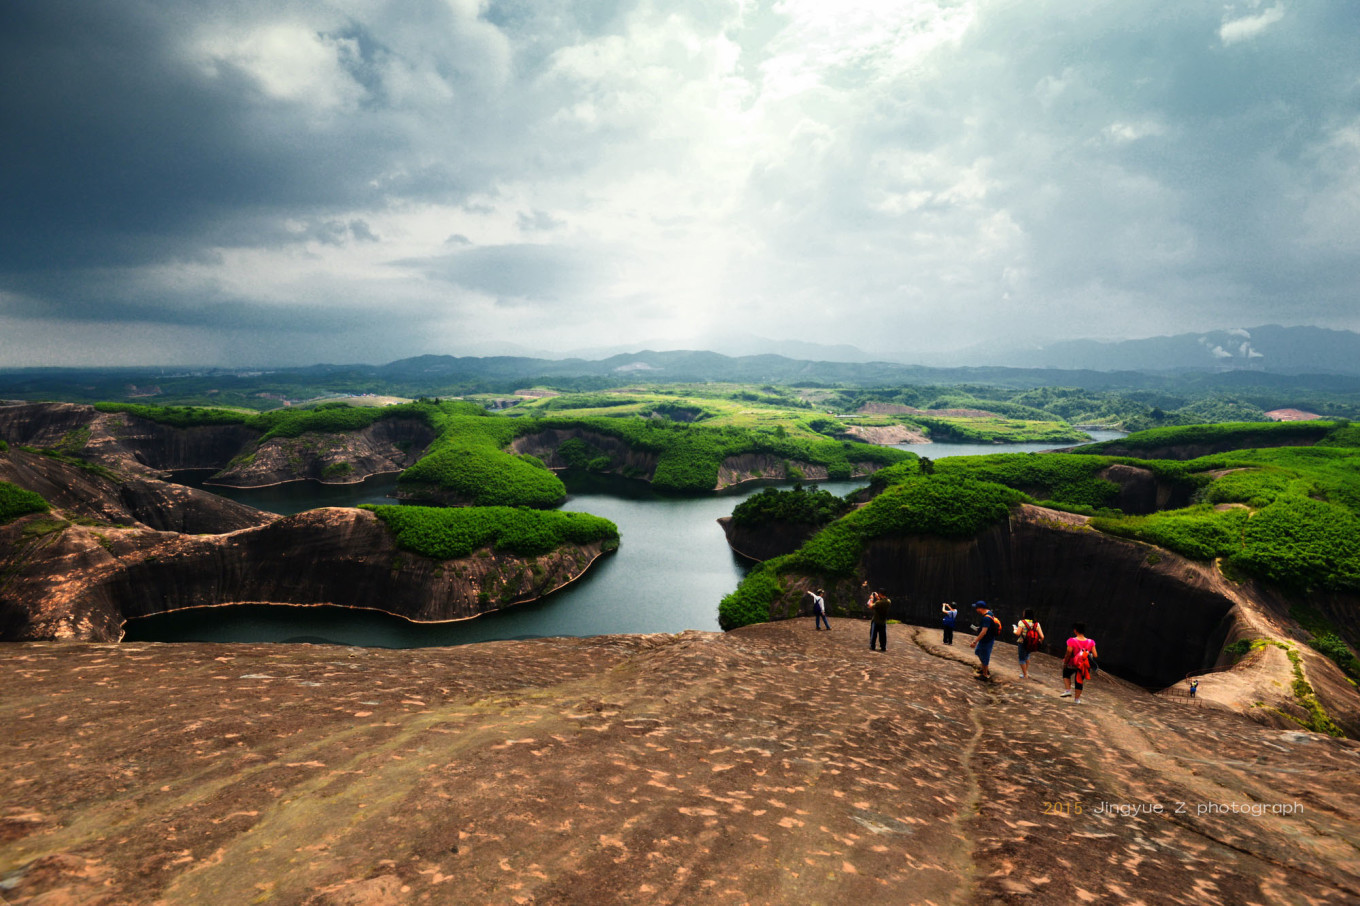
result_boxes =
[96,396,916,503]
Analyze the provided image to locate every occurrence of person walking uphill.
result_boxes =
[1014,608,1044,680]
[1061,623,1098,703]
[941,602,958,645]
[970,601,1002,680]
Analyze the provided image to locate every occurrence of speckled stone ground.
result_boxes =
[3,621,1359,905]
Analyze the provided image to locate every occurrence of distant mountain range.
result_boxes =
[974,325,1360,375]
[5,326,1360,403]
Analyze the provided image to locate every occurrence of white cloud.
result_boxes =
[1220,5,1286,46]
[193,23,366,111]
[3,0,1360,365]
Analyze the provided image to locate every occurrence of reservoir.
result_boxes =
[124,432,1123,646]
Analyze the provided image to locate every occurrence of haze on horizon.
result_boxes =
[2,1,1358,369]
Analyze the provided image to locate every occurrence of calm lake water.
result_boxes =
[125,432,1123,647]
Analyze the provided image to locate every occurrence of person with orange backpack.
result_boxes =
[1061,622,1098,703]
[1014,608,1044,680]
[970,601,1003,680]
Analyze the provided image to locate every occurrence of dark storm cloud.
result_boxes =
[0,274,374,333]
[402,244,597,302]
[0,4,407,271]
[1,0,1358,367]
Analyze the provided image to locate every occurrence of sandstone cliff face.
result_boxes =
[715,454,883,489]
[0,507,611,643]
[717,515,821,562]
[1098,462,1195,514]
[510,428,660,479]
[0,447,270,534]
[0,403,436,488]
[209,418,434,487]
[759,504,1360,736]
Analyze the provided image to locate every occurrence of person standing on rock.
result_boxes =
[1014,608,1044,680]
[1061,623,1098,703]
[863,582,889,651]
[941,602,958,645]
[810,588,831,631]
[970,601,1002,680]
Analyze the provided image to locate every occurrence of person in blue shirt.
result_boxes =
[941,602,958,645]
[970,600,1002,680]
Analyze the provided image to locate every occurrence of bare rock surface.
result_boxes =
[2,622,1358,905]
[843,424,929,445]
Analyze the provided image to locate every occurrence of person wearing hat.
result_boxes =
[970,600,1002,679]
[810,588,830,631]
[941,602,958,645]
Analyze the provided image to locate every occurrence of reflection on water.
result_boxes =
[128,434,1124,648]
[127,473,870,648]
[893,429,1127,459]
[170,470,404,515]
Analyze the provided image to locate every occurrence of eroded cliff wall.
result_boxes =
[0,508,611,642]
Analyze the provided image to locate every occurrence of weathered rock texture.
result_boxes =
[2,623,1358,905]
[763,505,1360,738]
[511,428,661,479]
[0,507,611,643]
[210,418,434,488]
[717,515,821,562]
[0,447,270,535]
[510,427,886,491]
[842,424,928,445]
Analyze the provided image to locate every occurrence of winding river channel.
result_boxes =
[124,432,1122,647]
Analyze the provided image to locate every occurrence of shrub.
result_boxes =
[1230,496,1360,593]
[718,560,787,630]
[731,486,852,527]
[1091,506,1249,562]
[785,475,1025,577]
[321,462,355,480]
[362,505,618,560]
[0,481,49,524]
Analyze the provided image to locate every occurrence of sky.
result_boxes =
[1,0,1358,367]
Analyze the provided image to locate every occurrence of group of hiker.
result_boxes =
[807,586,1100,702]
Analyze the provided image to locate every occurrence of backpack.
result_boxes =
[982,612,1001,641]
[1071,643,1091,674]
[1021,620,1041,652]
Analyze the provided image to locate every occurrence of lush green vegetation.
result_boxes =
[508,415,910,492]
[93,402,254,427]
[722,417,1360,632]
[909,415,1087,444]
[95,399,483,439]
[719,474,1026,628]
[0,481,49,524]
[731,485,853,527]
[1092,506,1250,561]
[361,505,618,560]
[396,411,567,508]
[1076,420,1347,455]
[718,561,787,631]
[1077,442,1360,595]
